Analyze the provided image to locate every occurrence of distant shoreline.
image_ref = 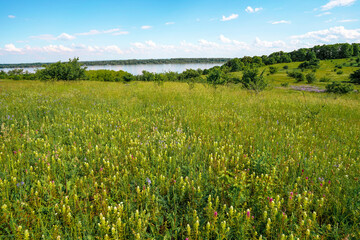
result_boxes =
[0,58,230,69]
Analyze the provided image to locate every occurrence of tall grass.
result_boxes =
[0,81,359,239]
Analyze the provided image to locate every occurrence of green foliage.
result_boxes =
[349,69,360,84]
[283,65,289,70]
[86,69,134,82]
[298,59,320,70]
[241,68,268,91]
[336,70,343,75]
[37,57,86,81]
[326,82,354,94]
[269,66,278,74]
[319,76,331,82]
[287,71,305,82]
[280,82,289,87]
[206,68,225,88]
[306,72,317,84]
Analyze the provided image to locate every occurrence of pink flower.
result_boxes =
[290,192,293,196]
[246,210,250,218]
[214,211,218,217]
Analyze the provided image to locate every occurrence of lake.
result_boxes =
[1,63,223,75]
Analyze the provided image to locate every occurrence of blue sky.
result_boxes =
[1,0,360,63]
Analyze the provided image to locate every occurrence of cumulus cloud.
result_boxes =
[57,33,76,41]
[8,15,16,19]
[254,37,286,48]
[245,6,262,13]
[221,14,239,21]
[141,26,152,30]
[321,0,356,11]
[4,44,22,52]
[291,26,360,42]
[30,33,76,41]
[271,20,291,24]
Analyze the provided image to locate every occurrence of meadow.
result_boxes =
[0,80,359,239]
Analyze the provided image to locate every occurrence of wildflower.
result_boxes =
[214,211,218,217]
[246,209,250,218]
[146,178,151,185]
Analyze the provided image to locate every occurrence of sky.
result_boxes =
[0,0,360,63]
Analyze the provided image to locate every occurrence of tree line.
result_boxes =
[0,58,230,69]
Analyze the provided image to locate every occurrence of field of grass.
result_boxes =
[229,57,360,91]
[0,80,359,239]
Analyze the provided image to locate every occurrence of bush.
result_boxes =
[281,82,289,87]
[241,68,268,92]
[326,82,354,94]
[37,57,86,81]
[288,71,305,82]
[306,72,317,84]
[269,66,278,74]
[336,70,343,75]
[298,59,320,70]
[319,76,331,82]
[349,69,360,84]
[206,68,225,88]
[283,65,289,70]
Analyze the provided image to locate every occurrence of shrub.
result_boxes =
[288,71,305,82]
[349,69,360,84]
[319,76,331,82]
[298,59,320,70]
[283,65,289,70]
[306,72,317,84]
[37,57,86,81]
[336,70,343,75]
[281,82,289,87]
[326,82,354,94]
[269,66,278,74]
[241,68,268,92]
[206,68,225,89]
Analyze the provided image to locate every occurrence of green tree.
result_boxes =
[206,68,225,88]
[241,68,268,92]
[349,69,360,84]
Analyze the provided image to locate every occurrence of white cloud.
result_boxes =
[316,12,331,17]
[338,19,358,22]
[8,15,16,19]
[112,31,129,36]
[271,20,291,24]
[165,22,175,25]
[219,35,232,43]
[141,25,152,30]
[291,26,360,42]
[43,45,73,53]
[30,33,76,41]
[145,40,156,47]
[103,45,123,54]
[321,0,356,11]
[219,35,249,48]
[76,30,102,36]
[245,6,263,13]
[75,28,128,36]
[221,14,239,21]
[4,44,22,52]
[57,33,76,41]
[254,37,286,48]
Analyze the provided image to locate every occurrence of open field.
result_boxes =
[0,80,360,239]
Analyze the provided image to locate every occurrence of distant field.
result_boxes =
[229,57,360,90]
[0,81,359,239]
